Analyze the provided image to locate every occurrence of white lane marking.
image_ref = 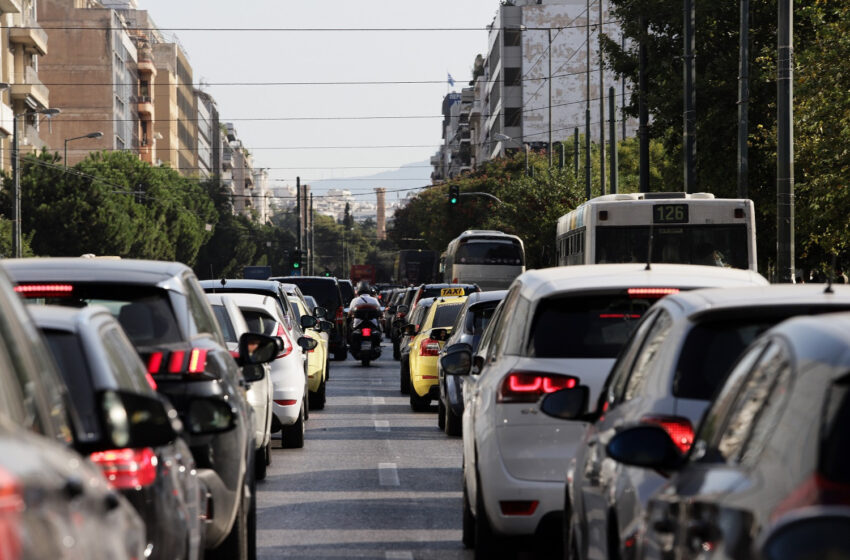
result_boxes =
[371,378,382,385]
[374,420,390,432]
[378,463,400,486]
[386,552,414,560]
[372,396,386,405]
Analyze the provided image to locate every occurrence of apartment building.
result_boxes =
[195,88,218,180]
[222,122,255,218]
[151,41,196,175]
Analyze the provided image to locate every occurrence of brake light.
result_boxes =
[627,288,680,298]
[89,448,157,490]
[146,351,164,374]
[0,467,22,560]
[274,399,297,406]
[275,323,293,358]
[361,328,372,338]
[419,338,441,356]
[149,348,208,376]
[500,500,539,516]
[187,348,208,373]
[335,306,345,324]
[772,474,850,521]
[14,283,74,298]
[168,351,186,373]
[641,415,694,454]
[497,372,578,403]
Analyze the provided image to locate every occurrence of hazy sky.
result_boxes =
[137,0,500,192]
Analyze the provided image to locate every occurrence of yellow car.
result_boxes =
[292,297,330,410]
[406,296,467,411]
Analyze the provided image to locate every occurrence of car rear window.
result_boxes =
[339,282,355,306]
[41,330,99,441]
[432,303,464,328]
[466,302,499,335]
[241,309,278,336]
[284,279,341,311]
[822,380,850,484]
[527,294,652,358]
[673,319,777,400]
[212,304,238,343]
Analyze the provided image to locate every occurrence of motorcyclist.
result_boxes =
[349,281,382,333]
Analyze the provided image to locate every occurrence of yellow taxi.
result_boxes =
[405,294,467,411]
[292,297,330,409]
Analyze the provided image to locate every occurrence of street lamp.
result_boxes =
[494,133,532,176]
[64,131,103,168]
[12,106,60,258]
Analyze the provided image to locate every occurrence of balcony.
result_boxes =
[0,0,21,14]
[11,66,49,108]
[137,95,154,117]
[10,22,48,56]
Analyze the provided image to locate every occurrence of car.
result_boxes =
[391,287,417,360]
[0,263,149,560]
[404,296,467,411]
[381,288,403,332]
[30,304,207,560]
[303,294,320,315]
[289,293,331,409]
[224,291,311,449]
[338,278,355,309]
[439,263,768,558]
[200,278,299,335]
[538,284,850,560]
[604,311,850,559]
[410,283,479,312]
[5,258,282,560]
[437,290,507,436]
[398,296,437,395]
[271,276,348,361]
[207,293,274,481]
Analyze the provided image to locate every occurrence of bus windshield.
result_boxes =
[456,240,523,266]
[595,225,749,269]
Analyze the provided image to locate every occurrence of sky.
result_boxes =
[137,0,501,195]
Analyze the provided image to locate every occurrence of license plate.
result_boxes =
[360,341,372,352]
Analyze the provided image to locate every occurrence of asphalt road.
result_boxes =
[256,344,472,560]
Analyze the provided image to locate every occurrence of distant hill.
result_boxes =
[308,160,432,204]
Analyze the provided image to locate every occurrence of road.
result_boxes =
[256,344,472,560]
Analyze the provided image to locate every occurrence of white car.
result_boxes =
[206,293,274,480]
[227,292,310,449]
[443,264,767,558]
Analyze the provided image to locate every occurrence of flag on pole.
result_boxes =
[447,73,455,87]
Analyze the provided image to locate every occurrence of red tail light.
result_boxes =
[187,348,208,373]
[148,348,207,376]
[628,288,680,298]
[0,467,23,559]
[146,351,164,374]
[772,474,850,521]
[419,338,441,356]
[497,371,578,403]
[500,500,539,516]
[168,351,186,373]
[274,399,297,406]
[14,283,74,298]
[361,328,372,338]
[335,306,345,324]
[641,415,694,454]
[90,448,157,489]
[275,323,294,358]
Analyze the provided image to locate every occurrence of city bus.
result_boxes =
[556,193,757,271]
[395,250,438,286]
[441,230,525,291]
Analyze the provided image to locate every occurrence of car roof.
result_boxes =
[766,311,850,369]
[516,264,767,301]
[201,279,284,292]
[466,290,508,305]
[28,303,111,332]
[222,292,281,313]
[3,257,190,285]
[271,276,338,283]
[661,284,850,318]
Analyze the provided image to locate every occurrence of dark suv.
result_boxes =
[6,258,279,560]
[272,276,348,360]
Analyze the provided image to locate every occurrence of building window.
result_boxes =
[504,68,522,87]
[505,107,522,128]
[504,28,521,47]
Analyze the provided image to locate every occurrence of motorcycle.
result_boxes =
[348,296,383,366]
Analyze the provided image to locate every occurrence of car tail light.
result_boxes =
[90,448,157,490]
[771,474,850,522]
[0,467,23,560]
[500,500,539,516]
[627,288,680,298]
[419,338,441,356]
[144,372,157,391]
[147,348,208,376]
[641,415,694,454]
[497,371,578,403]
[599,314,642,319]
[14,283,74,298]
[187,348,208,373]
[335,306,345,324]
[361,328,372,338]
[146,351,164,374]
[274,399,297,406]
[275,323,294,359]
[229,350,239,360]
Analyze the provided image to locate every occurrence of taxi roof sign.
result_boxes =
[440,287,465,297]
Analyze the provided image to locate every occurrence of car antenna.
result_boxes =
[825,254,837,294]
[220,277,227,287]
[645,222,654,271]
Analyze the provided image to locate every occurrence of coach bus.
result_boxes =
[441,230,525,291]
[395,250,438,286]
[556,193,757,271]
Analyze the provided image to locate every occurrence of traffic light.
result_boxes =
[323,270,332,277]
[449,185,459,206]
[291,250,302,270]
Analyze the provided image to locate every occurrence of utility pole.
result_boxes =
[683,0,696,193]
[585,0,592,201]
[548,27,553,168]
[638,16,650,194]
[737,0,750,199]
[609,86,618,194]
[777,0,794,282]
[621,33,627,140]
[574,127,580,177]
[599,0,606,196]
[295,176,301,254]
[309,193,314,275]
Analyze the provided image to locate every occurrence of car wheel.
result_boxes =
[392,339,400,360]
[254,445,268,481]
[409,389,430,412]
[325,358,330,381]
[445,403,462,437]
[333,345,347,361]
[474,471,502,560]
[437,399,446,430]
[462,476,475,549]
[361,358,370,367]
[207,485,248,560]
[281,408,305,449]
[400,359,410,395]
[309,379,326,410]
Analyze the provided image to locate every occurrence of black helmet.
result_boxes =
[355,281,372,296]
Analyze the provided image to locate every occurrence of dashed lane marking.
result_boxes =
[378,463,400,486]
[385,552,414,560]
[372,396,386,405]
[374,420,390,432]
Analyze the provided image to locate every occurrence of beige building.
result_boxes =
[152,41,196,174]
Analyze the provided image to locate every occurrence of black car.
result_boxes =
[391,287,418,360]
[338,279,355,308]
[604,311,850,559]
[31,304,206,560]
[6,258,280,560]
[437,290,506,436]
[271,276,348,360]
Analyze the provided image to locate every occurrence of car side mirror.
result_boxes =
[402,324,416,336]
[186,398,237,435]
[97,390,179,452]
[440,343,473,376]
[319,320,334,333]
[242,363,266,383]
[397,305,409,315]
[300,315,317,329]
[540,387,590,420]
[298,336,318,352]
[313,306,327,319]
[430,328,449,342]
[606,425,684,471]
[758,507,850,560]
[237,332,279,365]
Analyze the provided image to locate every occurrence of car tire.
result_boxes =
[462,476,475,549]
[409,390,430,412]
[437,399,446,430]
[445,403,462,437]
[254,444,269,481]
[333,346,347,361]
[474,471,502,560]
[207,485,248,560]
[325,358,330,381]
[400,359,410,395]
[281,408,305,449]
[361,358,370,367]
[309,379,326,410]
[392,339,400,360]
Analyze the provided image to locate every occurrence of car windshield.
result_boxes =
[282,279,340,311]
[432,303,464,328]
[339,282,355,306]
